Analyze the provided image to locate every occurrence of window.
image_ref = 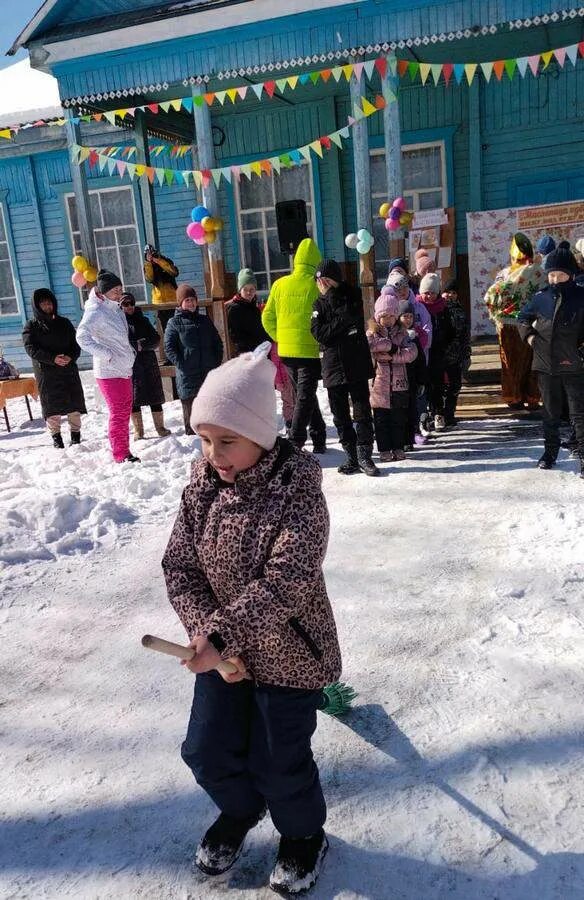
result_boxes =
[371,142,447,285]
[0,204,18,316]
[66,187,146,301]
[235,164,314,293]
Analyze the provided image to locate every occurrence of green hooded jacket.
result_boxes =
[261,238,322,358]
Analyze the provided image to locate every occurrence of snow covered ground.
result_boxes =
[2,373,584,899]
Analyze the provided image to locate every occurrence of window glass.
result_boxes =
[95,229,116,249]
[100,189,134,227]
[235,164,313,291]
[0,205,18,316]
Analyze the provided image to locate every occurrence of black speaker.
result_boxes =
[275,200,308,253]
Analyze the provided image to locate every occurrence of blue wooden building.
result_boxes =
[1,0,583,368]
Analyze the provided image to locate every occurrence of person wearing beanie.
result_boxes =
[518,243,584,476]
[417,272,458,432]
[262,238,327,453]
[161,344,341,895]
[387,257,408,276]
[484,233,546,409]
[76,269,139,463]
[225,268,270,357]
[536,235,556,265]
[440,280,471,427]
[22,288,86,449]
[398,298,428,448]
[386,270,433,360]
[164,284,223,435]
[366,289,418,461]
[416,256,437,279]
[310,260,377,475]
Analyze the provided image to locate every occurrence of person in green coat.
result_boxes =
[262,238,327,451]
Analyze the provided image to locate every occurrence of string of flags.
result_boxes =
[2,38,583,141]
[69,93,386,188]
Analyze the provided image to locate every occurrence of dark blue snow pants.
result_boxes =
[181,671,326,838]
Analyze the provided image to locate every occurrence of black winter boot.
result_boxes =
[357,445,379,477]
[195,808,265,876]
[338,445,359,474]
[52,432,64,449]
[269,829,329,896]
[537,452,556,470]
[70,431,81,445]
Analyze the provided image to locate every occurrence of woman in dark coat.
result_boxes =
[22,288,86,448]
[121,293,170,439]
[163,284,223,434]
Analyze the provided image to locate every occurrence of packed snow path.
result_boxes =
[2,381,584,899]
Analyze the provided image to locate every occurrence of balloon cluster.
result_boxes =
[344,228,374,255]
[379,198,414,232]
[71,255,98,289]
[186,205,224,246]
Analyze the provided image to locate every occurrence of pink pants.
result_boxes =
[96,377,133,462]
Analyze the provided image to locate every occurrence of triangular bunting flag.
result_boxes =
[329,131,343,149]
[204,93,215,106]
[299,73,311,85]
[347,116,356,127]
[331,67,343,83]
[241,163,252,180]
[339,126,350,139]
[193,170,202,188]
[504,58,517,80]
[442,63,454,86]
[88,150,99,169]
[287,75,299,90]
[280,154,292,168]
[431,64,442,86]
[98,154,108,173]
[388,54,398,76]
[270,156,281,173]
[541,51,553,69]
[237,86,248,100]
[361,97,377,116]
[135,164,146,177]
[453,63,465,84]
[276,78,287,93]
[407,61,420,82]
[226,88,238,103]
[182,97,193,113]
[554,47,566,68]
[527,55,540,77]
[116,160,127,178]
[352,104,366,121]
[310,140,323,158]
[493,60,506,81]
[320,136,332,151]
[298,146,312,161]
[374,57,388,80]
[222,167,232,184]
[162,168,173,185]
[212,169,222,187]
[397,59,409,78]
[419,63,431,85]
[374,94,386,109]
[193,95,204,107]
[250,161,262,176]
[0,128,12,140]
[289,150,302,164]
[147,103,159,113]
[94,113,103,122]
[104,111,117,125]
[565,44,579,66]
[465,63,477,85]
[107,158,116,175]
[126,163,137,180]
[170,99,182,112]
[159,101,171,113]
[264,81,276,97]
[342,64,354,81]
[516,57,528,78]
[353,62,364,81]
[146,167,156,183]
[155,168,165,186]
[216,91,227,105]
[251,83,264,100]
[260,159,272,174]
[309,71,320,85]
[79,147,90,163]
[321,69,332,83]
[579,42,584,57]
[115,109,128,119]
[364,60,376,80]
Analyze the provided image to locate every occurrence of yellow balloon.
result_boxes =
[201,216,214,232]
[379,202,391,218]
[204,233,216,244]
[213,217,224,231]
[72,255,88,272]
[83,266,98,283]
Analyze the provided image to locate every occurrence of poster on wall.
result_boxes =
[467,200,584,337]
[407,207,456,288]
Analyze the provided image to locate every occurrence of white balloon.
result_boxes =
[344,233,359,249]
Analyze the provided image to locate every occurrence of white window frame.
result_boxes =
[65,185,146,302]
[370,140,447,213]
[0,202,19,317]
[234,161,316,294]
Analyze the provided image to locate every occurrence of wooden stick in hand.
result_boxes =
[141,634,238,675]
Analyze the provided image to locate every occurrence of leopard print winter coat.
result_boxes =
[162,438,342,690]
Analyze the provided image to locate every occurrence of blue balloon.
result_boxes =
[191,205,210,223]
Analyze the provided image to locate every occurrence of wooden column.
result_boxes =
[64,110,96,267]
[192,85,226,299]
[134,109,159,248]
[468,78,483,211]
[383,60,406,262]
[349,69,376,317]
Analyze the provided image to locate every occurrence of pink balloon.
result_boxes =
[71,271,87,288]
[194,236,207,246]
[394,197,406,211]
[388,219,400,231]
[384,217,394,232]
[187,222,205,240]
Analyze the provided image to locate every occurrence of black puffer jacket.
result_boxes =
[310,282,374,388]
[22,290,86,418]
[225,295,270,355]
[517,280,584,375]
[164,308,223,400]
[126,307,165,408]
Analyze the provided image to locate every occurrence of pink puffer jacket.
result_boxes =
[367,324,418,409]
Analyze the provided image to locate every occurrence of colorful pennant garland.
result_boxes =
[2,39,583,142]
[70,94,385,187]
